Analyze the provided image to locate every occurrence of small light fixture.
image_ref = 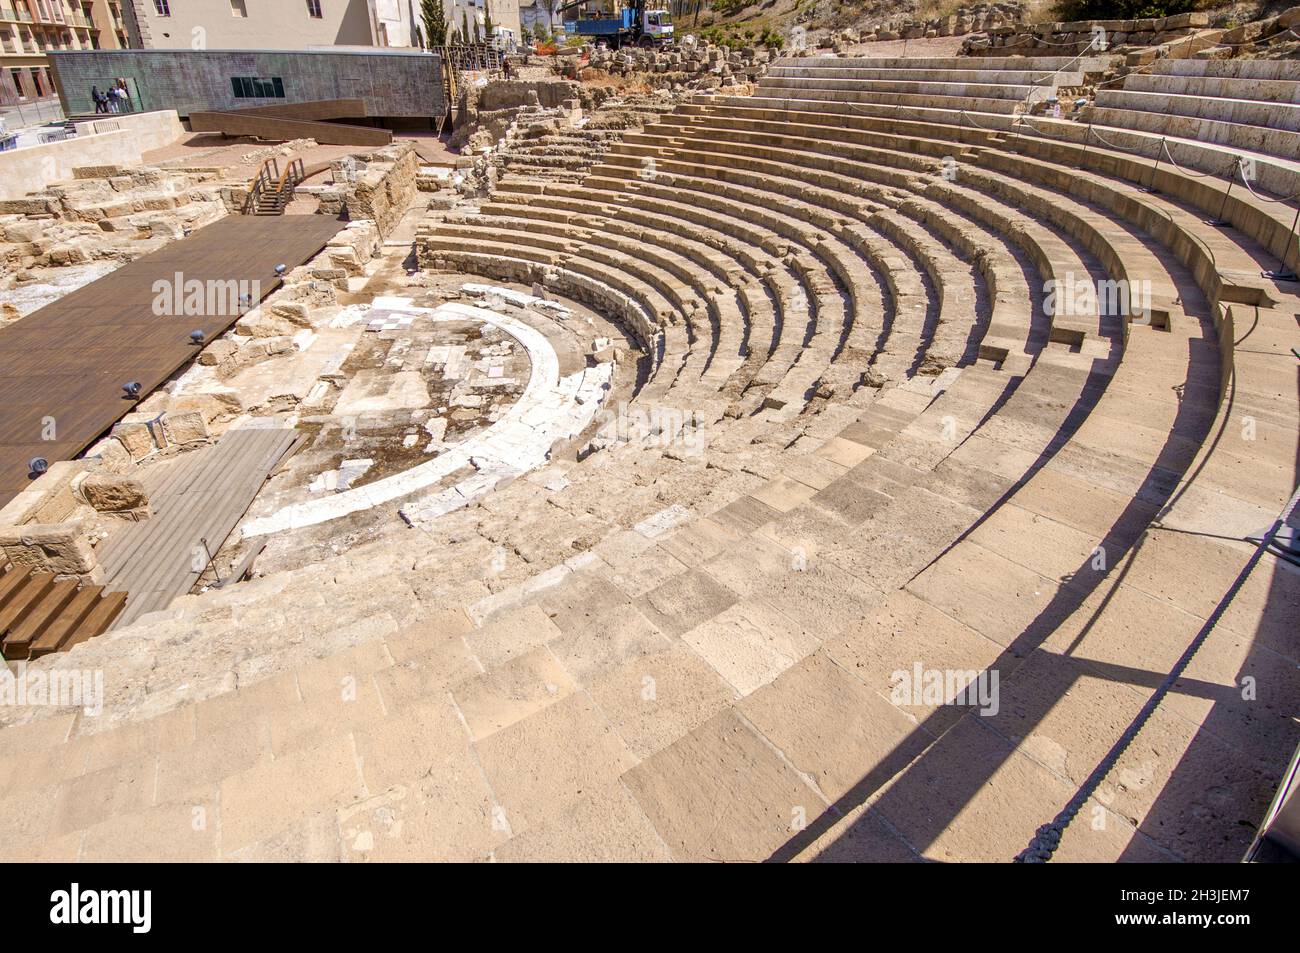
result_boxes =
[122,381,141,399]
[190,329,206,344]
[28,457,48,477]
[274,263,287,276]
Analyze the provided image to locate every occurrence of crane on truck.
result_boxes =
[557,0,674,48]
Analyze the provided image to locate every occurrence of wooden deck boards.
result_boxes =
[98,428,300,630]
[0,215,344,508]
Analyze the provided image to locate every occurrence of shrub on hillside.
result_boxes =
[710,0,754,16]
[1052,0,1199,20]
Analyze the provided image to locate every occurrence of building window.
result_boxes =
[231,0,247,15]
[306,0,322,18]
[153,0,170,15]
[231,76,286,99]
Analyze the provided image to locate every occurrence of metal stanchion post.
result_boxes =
[1263,203,1300,282]
[1140,138,1164,194]
[1205,159,1238,227]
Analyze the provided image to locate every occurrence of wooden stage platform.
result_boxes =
[0,215,345,508]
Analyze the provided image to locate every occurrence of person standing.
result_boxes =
[91,85,107,114]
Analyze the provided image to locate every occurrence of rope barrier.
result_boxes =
[997,121,1227,275]
[1002,22,1300,58]
[957,108,1007,132]
[1236,168,1300,205]
[1083,123,1157,154]
[1157,138,1222,179]
[1017,481,1300,862]
[1008,116,1076,140]
[788,36,1299,263]
[1188,23,1300,48]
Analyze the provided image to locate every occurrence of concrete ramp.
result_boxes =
[189,99,391,147]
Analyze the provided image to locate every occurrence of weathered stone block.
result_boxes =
[73,165,125,179]
[170,391,242,424]
[198,338,238,366]
[0,520,97,576]
[160,410,210,446]
[79,472,149,512]
[112,412,166,460]
[269,301,312,327]
[87,436,134,474]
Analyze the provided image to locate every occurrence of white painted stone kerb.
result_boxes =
[239,301,612,537]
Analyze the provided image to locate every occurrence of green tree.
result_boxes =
[484,5,495,44]
[463,9,472,44]
[420,0,448,48]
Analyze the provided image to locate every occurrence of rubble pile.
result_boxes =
[0,167,224,262]
[1208,5,1300,60]
[494,90,681,183]
[0,165,228,324]
[439,79,681,197]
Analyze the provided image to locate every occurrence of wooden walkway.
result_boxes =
[0,215,344,509]
[97,428,301,630]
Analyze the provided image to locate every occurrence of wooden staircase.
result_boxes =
[0,563,127,661]
[244,157,307,216]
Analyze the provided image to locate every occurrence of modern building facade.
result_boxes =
[417,0,520,48]
[517,0,558,40]
[120,0,423,50]
[49,46,443,124]
[1,1,132,106]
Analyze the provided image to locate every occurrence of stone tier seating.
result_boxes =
[0,56,1296,864]
[1079,58,1300,188]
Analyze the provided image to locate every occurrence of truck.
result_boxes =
[558,0,674,48]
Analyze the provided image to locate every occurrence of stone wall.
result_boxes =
[320,142,419,238]
[0,166,227,279]
[478,80,583,112]
[0,110,184,201]
[964,11,1215,56]
[581,42,771,90]
[831,2,1024,46]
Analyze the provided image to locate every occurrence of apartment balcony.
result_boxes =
[1,6,35,23]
